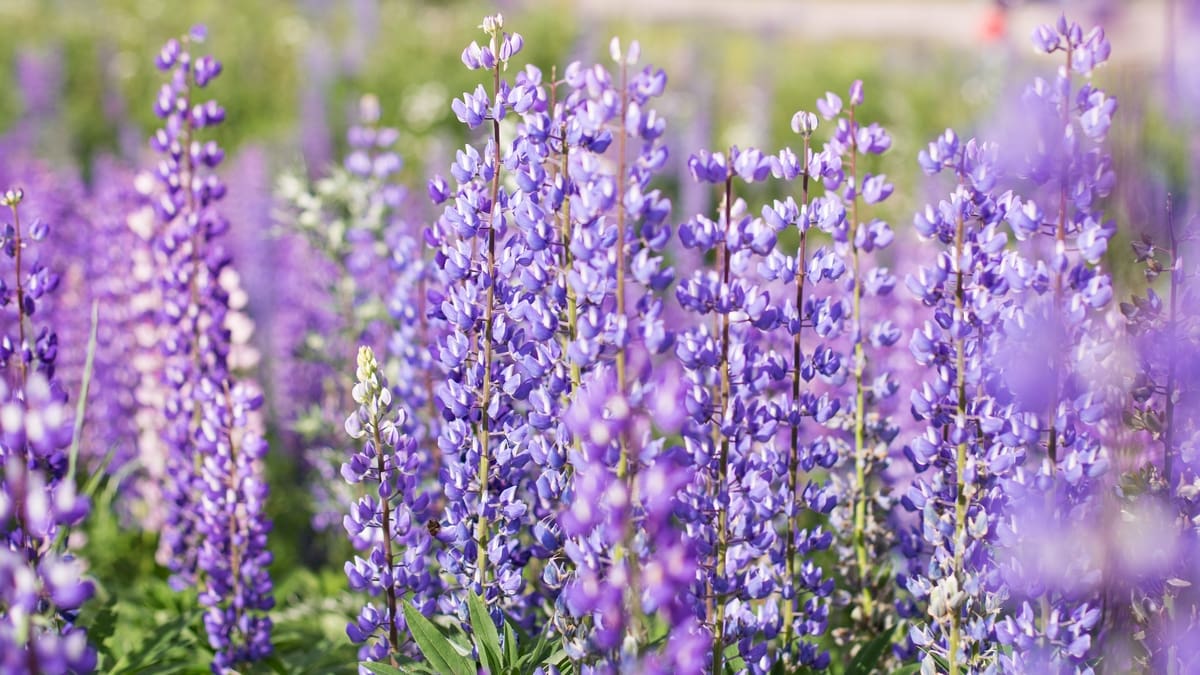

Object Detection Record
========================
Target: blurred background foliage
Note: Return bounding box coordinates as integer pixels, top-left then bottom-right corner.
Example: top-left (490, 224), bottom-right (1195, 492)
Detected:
top-left (0, 1), bottom-right (1181, 265)
top-left (0, 1), bottom-right (1014, 188)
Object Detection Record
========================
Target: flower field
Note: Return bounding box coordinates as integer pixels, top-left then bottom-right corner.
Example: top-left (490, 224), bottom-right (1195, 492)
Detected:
top-left (0, 2), bottom-right (1198, 673)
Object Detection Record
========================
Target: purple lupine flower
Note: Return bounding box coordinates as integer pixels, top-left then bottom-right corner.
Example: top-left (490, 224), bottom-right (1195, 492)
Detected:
top-left (75, 158), bottom-right (152, 489)
top-left (547, 35), bottom-right (690, 665)
top-left (902, 130), bottom-right (1025, 672)
top-left (559, 366), bottom-right (708, 672)
top-left (761, 112), bottom-right (839, 670)
top-left (144, 27), bottom-right (273, 671)
top-left (1111, 198), bottom-right (1200, 671)
top-left (983, 16), bottom-right (1117, 669)
top-left (430, 13), bottom-right (542, 623)
top-left (799, 82), bottom-right (902, 647)
top-left (196, 381), bottom-right (274, 670)
top-left (343, 346), bottom-right (435, 668)
top-left (0, 187), bottom-right (96, 673)
top-left (675, 139), bottom-right (825, 673)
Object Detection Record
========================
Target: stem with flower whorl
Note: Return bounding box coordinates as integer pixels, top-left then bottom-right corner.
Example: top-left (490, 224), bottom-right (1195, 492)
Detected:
top-left (1039, 41), bottom-right (1074, 641)
top-left (710, 170), bottom-right (734, 675)
top-left (7, 197), bottom-right (28, 390)
top-left (551, 72), bottom-right (582, 403)
top-left (948, 200), bottom-right (969, 675)
top-left (1163, 194), bottom-right (1178, 486)
top-left (613, 56), bottom-right (631, 482)
top-left (373, 416), bottom-right (401, 656)
top-left (1, 188), bottom-right (31, 563)
top-left (1046, 44), bottom-right (1073, 475)
top-left (474, 58), bottom-right (502, 590)
top-left (846, 103), bottom-right (875, 621)
top-left (221, 383), bottom-right (245, 638)
top-left (783, 130), bottom-right (812, 659)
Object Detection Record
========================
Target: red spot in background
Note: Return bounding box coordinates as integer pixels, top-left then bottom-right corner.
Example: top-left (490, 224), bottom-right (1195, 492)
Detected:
top-left (980, 6), bottom-right (1008, 43)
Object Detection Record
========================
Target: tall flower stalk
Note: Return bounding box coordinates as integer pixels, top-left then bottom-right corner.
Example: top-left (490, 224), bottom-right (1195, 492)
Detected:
top-left (0, 187), bottom-right (96, 674)
top-left (431, 13), bottom-right (530, 609)
top-left (147, 27), bottom-right (274, 671)
top-left (988, 17), bottom-right (1116, 671)
top-left (1118, 198), bottom-right (1200, 670)
top-left (764, 111), bottom-right (838, 669)
top-left (808, 83), bottom-right (900, 637)
top-left (904, 131), bottom-right (1023, 673)
top-left (678, 145), bottom-right (787, 672)
top-left (274, 94), bottom-right (414, 535)
top-left (343, 346), bottom-right (435, 667)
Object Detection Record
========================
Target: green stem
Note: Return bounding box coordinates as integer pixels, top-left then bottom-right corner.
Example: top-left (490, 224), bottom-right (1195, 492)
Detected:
top-left (474, 60), bottom-right (503, 589)
top-left (783, 135), bottom-right (811, 660)
top-left (847, 105), bottom-right (874, 620)
top-left (1042, 44), bottom-right (1072, 638)
top-left (1163, 194), bottom-right (1178, 485)
top-left (9, 200), bottom-right (27, 390)
top-left (948, 206), bottom-right (969, 675)
top-left (614, 58), bottom-right (631, 481)
top-left (374, 410), bottom-right (401, 656)
top-left (711, 172), bottom-right (733, 675)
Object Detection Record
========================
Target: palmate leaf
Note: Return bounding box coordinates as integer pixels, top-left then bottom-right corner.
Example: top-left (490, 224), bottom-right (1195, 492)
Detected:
top-left (845, 627), bottom-right (896, 675)
top-left (363, 663), bottom-right (435, 675)
top-left (467, 590), bottom-right (504, 674)
top-left (504, 618), bottom-right (519, 666)
top-left (723, 641), bottom-right (747, 674)
top-left (66, 300), bottom-right (99, 487)
top-left (105, 608), bottom-right (205, 674)
top-left (401, 601), bottom-right (476, 675)
top-left (517, 628), bottom-right (566, 671)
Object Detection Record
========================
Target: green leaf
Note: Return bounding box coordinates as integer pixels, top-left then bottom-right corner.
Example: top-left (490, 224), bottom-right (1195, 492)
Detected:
top-left (402, 601), bottom-right (476, 675)
top-left (467, 591), bottom-right (503, 673)
top-left (52, 300), bottom-right (101, 552)
top-left (845, 627), bottom-right (895, 675)
top-left (503, 618), bottom-right (519, 667)
top-left (722, 640), bottom-right (746, 674)
top-left (262, 655), bottom-right (292, 675)
top-left (80, 600), bottom-right (117, 650)
top-left (517, 630), bottom-right (552, 669)
top-left (542, 646), bottom-right (569, 666)
top-left (361, 663), bottom-right (406, 675)
top-left (66, 300), bottom-right (99, 487)
top-left (892, 665), bottom-right (922, 675)
top-left (110, 609), bottom-right (203, 672)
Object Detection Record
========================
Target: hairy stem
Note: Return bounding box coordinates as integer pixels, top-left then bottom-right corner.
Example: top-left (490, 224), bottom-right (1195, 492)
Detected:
top-left (474, 61), bottom-right (502, 589)
top-left (1042, 44), bottom-right (1072, 637)
top-left (9, 201), bottom-right (27, 389)
top-left (372, 411), bottom-right (401, 655)
top-left (712, 172), bottom-right (734, 675)
top-left (783, 134), bottom-right (811, 658)
top-left (1164, 194), bottom-right (1178, 486)
top-left (948, 206), bottom-right (969, 675)
top-left (221, 382), bottom-right (246, 652)
top-left (847, 105), bottom-right (874, 619)
top-left (614, 58), bottom-right (631, 480)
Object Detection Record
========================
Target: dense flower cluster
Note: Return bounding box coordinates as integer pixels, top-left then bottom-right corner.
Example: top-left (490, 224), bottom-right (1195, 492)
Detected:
top-left (988, 19), bottom-right (1117, 673)
top-left (4, 8), bottom-right (1200, 675)
top-left (0, 188), bottom-right (95, 674)
top-left (800, 83), bottom-right (903, 650)
top-left (343, 346), bottom-right (437, 665)
top-left (146, 26), bottom-right (273, 672)
top-left (904, 130), bottom-right (1022, 672)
